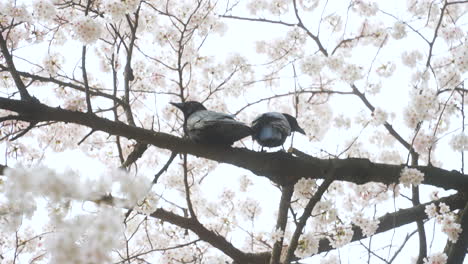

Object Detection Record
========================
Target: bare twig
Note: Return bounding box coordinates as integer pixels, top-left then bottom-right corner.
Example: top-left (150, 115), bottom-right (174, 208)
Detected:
top-left (77, 129), bottom-right (96, 145)
top-left (152, 151), bottom-right (177, 184)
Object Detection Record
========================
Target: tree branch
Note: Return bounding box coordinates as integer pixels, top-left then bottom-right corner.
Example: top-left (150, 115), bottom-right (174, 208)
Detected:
top-left (81, 46), bottom-right (93, 113)
top-left (0, 98), bottom-right (467, 191)
top-left (270, 185), bottom-right (294, 264)
top-left (0, 64), bottom-right (128, 108)
top-left (151, 208), bottom-right (270, 264)
top-left (302, 193), bottom-right (466, 258)
top-left (284, 175), bottom-right (334, 263)
top-left (0, 33), bottom-right (32, 100)
top-left (351, 84), bottom-right (419, 160)
top-left (120, 142), bottom-right (149, 169)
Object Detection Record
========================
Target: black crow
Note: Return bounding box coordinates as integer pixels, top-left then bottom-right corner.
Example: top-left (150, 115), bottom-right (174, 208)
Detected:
top-left (171, 101), bottom-right (252, 146)
top-left (251, 112), bottom-right (305, 150)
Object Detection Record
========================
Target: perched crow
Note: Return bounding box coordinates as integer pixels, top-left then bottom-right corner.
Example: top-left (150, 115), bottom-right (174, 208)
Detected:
top-left (171, 101), bottom-right (252, 146)
top-left (251, 112), bottom-right (305, 150)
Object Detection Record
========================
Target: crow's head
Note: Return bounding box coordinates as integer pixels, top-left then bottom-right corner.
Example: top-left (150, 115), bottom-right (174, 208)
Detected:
top-left (282, 113), bottom-right (306, 135)
top-left (171, 101), bottom-right (207, 119)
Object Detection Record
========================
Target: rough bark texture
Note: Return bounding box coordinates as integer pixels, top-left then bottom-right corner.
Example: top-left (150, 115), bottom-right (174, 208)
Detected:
top-left (1, 98), bottom-right (467, 192)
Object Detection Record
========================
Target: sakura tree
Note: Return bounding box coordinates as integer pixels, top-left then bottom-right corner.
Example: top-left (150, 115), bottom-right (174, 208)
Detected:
top-left (0, 0), bottom-right (467, 263)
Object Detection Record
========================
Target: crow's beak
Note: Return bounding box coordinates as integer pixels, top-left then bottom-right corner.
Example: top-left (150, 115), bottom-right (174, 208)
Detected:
top-left (170, 102), bottom-right (184, 109)
top-left (296, 126), bottom-right (306, 135)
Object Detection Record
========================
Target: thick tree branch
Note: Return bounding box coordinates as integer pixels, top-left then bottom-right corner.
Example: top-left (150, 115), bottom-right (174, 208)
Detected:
top-left (151, 208), bottom-right (269, 264)
top-left (313, 193), bottom-right (466, 255)
top-left (0, 98), bottom-right (467, 191)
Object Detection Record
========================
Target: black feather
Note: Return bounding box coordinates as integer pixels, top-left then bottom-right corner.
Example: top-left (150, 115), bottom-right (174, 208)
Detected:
top-left (171, 101), bottom-right (252, 146)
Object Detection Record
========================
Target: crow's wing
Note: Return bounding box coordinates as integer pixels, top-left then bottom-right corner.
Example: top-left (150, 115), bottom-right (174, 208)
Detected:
top-left (187, 110), bottom-right (252, 145)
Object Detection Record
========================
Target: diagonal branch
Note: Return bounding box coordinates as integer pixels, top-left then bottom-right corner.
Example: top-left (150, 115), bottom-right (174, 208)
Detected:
top-left (151, 208), bottom-right (270, 263)
top-left (351, 84), bottom-right (419, 160)
top-left (292, 0), bottom-right (328, 56)
top-left (0, 33), bottom-right (32, 100)
top-left (313, 193), bottom-right (466, 255)
top-left (284, 175), bottom-right (334, 263)
top-left (120, 142), bottom-right (149, 169)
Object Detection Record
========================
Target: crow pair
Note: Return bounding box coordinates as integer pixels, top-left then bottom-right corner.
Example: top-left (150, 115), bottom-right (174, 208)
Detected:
top-left (171, 101), bottom-right (305, 150)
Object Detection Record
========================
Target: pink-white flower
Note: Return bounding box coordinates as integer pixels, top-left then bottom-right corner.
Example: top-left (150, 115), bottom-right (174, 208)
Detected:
top-left (399, 167), bottom-right (424, 187)
top-left (425, 203), bottom-right (438, 218)
top-left (73, 16), bottom-right (103, 44)
top-left (295, 232), bottom-right (319, 257)
top-left (423, 253), bottom-right (447, 264)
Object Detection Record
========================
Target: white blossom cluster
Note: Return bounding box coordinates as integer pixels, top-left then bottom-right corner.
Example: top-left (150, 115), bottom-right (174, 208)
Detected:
top-left (425, 202), bottom-right (462, 243)
top-left (312, 200), bottom-right (337, 226)
top-left (294, 177), bottom-right (317, 199)
top-left (440, 26), bottom-right (464, 43)
top-left (239, 197), bottom-right (262, 220)
top-left (423, 252), bottom-right (448, 264)
top-left (72, 16), bottom-right (103, 44)
top-left (0, 165), bottom-right (160, 262)
top-left (328, 225), bottom-right (353, 248)
top-left (1, 165), bottom-right (153, 227)
top-left (103, 0), bottom-right (139, 20)
top-left (413, 131), bottom-right (436, 154)
top-left (42, 52), bottom-right (64, 75)
top-left (399, 167), bottom-right (424, 187)
top-left (294, 231), bottom-right (319, 257)
top-left (376, 62), bottom-right (396, 78)
top-left (270, 227), bottom-right (285, 242)
top-left (297, 103), bottom-right (333, 141)
top-left (453, 42), bottom-right (468, 73)
top-left (352, 212), bottom-right (379, 237)
top-left (391, 21), bottom-right (407, 39)
top-left (449, 133), bottom-right (468, 151)
top-left (351, 0), bottom-right (378, 16)
top-left (371, 107), bottom-right (388, 126)
top-left (47, 208), bottom-right (124, 264)
top-left (4, 166), bottom-right (89, 203)
top-left (135, 190), bottom-right (159, 215)
top-left (0, 1), bottom-right (32, 23)
top-left (247, 0), bottom-right (289, 15)
top-left (403, 87), bottom-right (439, 128)
top-left (32, 0), bottom-right (56, 22)
top-left (401, 50), bottom-right (423, 67)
